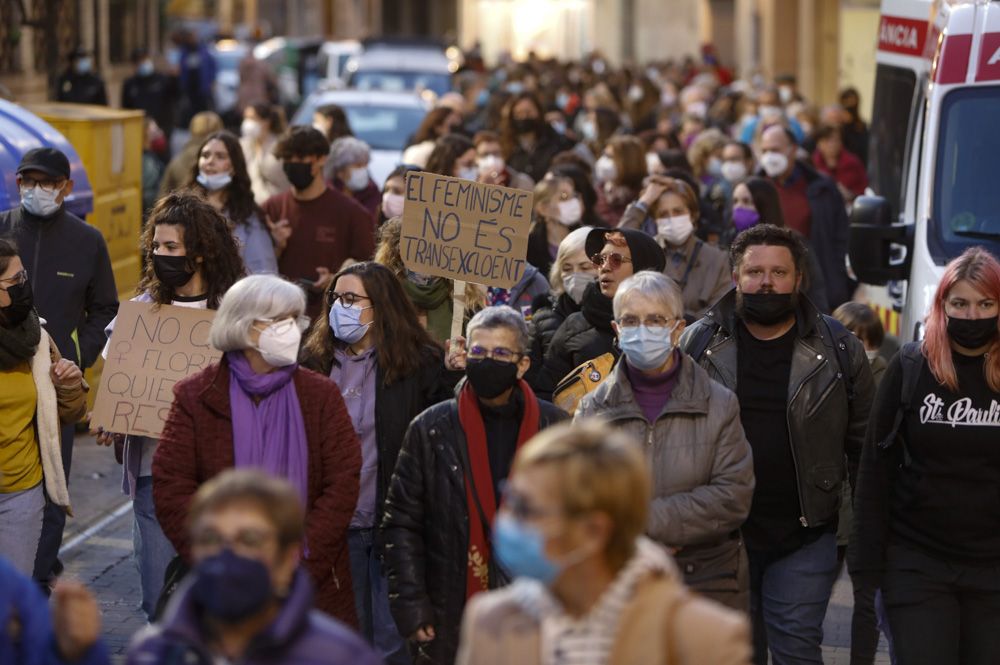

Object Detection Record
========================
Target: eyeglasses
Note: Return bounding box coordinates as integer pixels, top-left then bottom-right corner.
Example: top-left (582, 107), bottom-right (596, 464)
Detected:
top-left (327, 291), bottom-right (372, 309)
top-left (191, 527), bottom-right (277, 557)
top-left (500, 487), bottom-right (557, 522)
top-left (467, 345), bottom-right (522, 364)
top-left (19, 176), bottom-right (65, 193)
top-left (0, 269), bottom-right (27, 290)
top-left (616, 314), bottom-right (679, 329)
top-left (591, 252), bottom-right (633, 270)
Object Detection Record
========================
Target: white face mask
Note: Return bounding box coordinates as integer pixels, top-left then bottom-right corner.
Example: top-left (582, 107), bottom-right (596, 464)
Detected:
top-left (477, 154), bottom-right (505, 176)
top-left (458, 166), bottom-right (479, 182)
top-left (557, 198), bottom-right (583, 226)
top-left (20, 185), bottom-right (62, 217)
top-left (594, 155), bottom-right (617, 183)
top-left (346, 167), bottom-right (369, 192)
top-left (254, 319), bottom-right (302, 368)
top-left (656, 214), bottom-right (694, 246)
top-left (721, 161), bottom-right (748, 183)
top-left (562, 272), bottom-right (595, 305)
top-left (707, 157), bottom-right (724, 177)
top-left (865, 349), bottom-right (880, 362)
top-left (382, 192), bottom-right (405, 218)
top-left (196, 171), bottom-right (232, 191)
top-left (241, 119), bottom-right (262, 140)
top-left (760, 151), bottom-right (790, 178)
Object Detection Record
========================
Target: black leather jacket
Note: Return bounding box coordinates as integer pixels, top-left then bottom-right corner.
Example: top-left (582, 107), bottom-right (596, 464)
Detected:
top-left (679, 289), bottom-right (873, 529)
top-left (381, 391), bottom-right (566, 665)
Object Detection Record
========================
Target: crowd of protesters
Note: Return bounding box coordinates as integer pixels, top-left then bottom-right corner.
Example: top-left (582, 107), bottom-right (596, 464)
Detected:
top-left (1, 43), bottom-right (999, 665)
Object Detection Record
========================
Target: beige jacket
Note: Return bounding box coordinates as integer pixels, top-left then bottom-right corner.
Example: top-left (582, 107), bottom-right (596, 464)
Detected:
top-left (30, 328), bottom-right (87, 513)
top-left (456, 539), bottom-right (751, 665)
top-left (618, 204), bottom-right (732, 320)
top-left (242, 135), bottom-right (290, 206)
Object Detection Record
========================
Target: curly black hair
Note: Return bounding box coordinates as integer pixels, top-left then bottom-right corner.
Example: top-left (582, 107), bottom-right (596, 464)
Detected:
top-left (187, 130), bottom-right (261, 228)
top-left (138, 192), bottom-right (246, 309)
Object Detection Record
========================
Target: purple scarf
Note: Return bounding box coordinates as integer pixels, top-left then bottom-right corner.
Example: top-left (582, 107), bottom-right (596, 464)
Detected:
top-left (227, 351), bottom-right (309, 505)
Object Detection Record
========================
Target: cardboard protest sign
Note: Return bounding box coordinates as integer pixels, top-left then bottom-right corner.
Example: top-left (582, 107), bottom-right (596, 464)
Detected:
top-left (91, 301), bottom-right (221, 438)
top-left (400, 172), bottom-right (533, 289)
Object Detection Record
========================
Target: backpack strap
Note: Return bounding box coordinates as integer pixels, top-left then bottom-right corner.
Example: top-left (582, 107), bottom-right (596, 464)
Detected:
top-left (685, 320), bottom-right (720, 364)
top-left (879, 341), bottom-right (923, 467)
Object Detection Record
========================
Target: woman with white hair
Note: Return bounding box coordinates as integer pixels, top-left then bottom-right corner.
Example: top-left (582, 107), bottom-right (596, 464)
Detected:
top-left (153, 274), bottom-right (362, 626)
top-left (575, 271), bottom-right (755, 611)
top-left (527, 225), bottom-right (595, 377)
top-left (325, 136), bottom-right (379, 219)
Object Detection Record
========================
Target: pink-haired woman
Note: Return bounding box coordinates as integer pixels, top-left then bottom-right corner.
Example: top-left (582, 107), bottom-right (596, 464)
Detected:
top-left (850, 246), bottom-right (1000, 665)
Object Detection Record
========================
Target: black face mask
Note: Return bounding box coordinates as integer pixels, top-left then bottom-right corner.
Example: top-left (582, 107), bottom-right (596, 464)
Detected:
top-left (191, 549), bottom-right (273, 623)
top-left (738, 292), bottom-right (797, 326)
top-left (282, 161), bottom-right (315, 190)
top-left (466, 358), bottom-right (520, 399)
top-left (947, 315), bottom-right (999, 349)
top-left (511, 117), bottom-right (539, 135)
top-left (152, 254), bottom-right (195, 289)
top-left (1, 280), bottom-right (33, 327)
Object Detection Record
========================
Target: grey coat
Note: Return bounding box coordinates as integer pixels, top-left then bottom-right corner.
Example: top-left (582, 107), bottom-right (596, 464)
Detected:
top-left (574, 352), bottom-right (755, 609)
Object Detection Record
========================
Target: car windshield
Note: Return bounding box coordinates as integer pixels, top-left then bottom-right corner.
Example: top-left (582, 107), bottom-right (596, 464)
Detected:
top-left (299, 100), bottom-right (427, 151)
top-left (350, 70), bottom-right (451, 96)
top-left (930, 86), bottom-right (1000, 264)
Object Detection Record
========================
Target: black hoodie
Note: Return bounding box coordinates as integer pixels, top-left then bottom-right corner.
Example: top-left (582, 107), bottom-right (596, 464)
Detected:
top-left (0, 206), bottom-right (118, 368)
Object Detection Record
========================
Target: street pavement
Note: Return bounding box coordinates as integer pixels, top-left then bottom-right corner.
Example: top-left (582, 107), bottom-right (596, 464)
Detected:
top-left (62, 433), bottom-right (891, 663)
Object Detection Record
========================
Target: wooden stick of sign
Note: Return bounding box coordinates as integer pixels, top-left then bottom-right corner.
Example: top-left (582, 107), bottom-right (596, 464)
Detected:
top-left (451, 280), bottom-right (467, 340)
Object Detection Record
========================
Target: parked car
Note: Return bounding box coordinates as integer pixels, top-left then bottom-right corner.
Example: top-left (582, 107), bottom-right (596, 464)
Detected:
top-left (254, 37), bottom-right (326, 108)
top-left (345, 38), bottom-right (455, 98)
top-left (291, 89), bottom-right (430, 187)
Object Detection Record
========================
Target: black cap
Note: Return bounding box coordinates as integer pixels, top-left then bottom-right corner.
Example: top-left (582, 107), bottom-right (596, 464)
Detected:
top-left (17, 147), bottom-right (71, 180)
top-left (585, 227), bottom-right (666, 274)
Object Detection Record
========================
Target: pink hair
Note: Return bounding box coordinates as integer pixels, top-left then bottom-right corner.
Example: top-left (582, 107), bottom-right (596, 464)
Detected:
top-left (922, 246), bottom-right (1000, 391)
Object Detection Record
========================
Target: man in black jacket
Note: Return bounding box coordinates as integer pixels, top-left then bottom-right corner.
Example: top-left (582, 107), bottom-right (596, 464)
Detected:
top-left (382, 306), bottom-right (566, 665)
top-left (679, 224), bottom-right (872, 665)
top-left (0, 147), bottom-right (119, 588)
top-left (758, 125), bottom-right (852, 310)
top-left (121, 48), bottom-right (178, 141)
top-left (55, 47), bottom-right (108, 105)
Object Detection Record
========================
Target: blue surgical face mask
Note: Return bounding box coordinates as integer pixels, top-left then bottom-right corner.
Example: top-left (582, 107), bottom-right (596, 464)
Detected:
top-left (492, 513), bottom-right (560, 584)
top-left (618, 322), bottom-right (679, 372)
top-left (329, 300), bottom-right (372, 344)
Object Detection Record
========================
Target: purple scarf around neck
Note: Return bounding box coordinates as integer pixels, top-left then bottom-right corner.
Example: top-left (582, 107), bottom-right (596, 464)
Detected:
top-left (226, 351), bottom-right (309, 505)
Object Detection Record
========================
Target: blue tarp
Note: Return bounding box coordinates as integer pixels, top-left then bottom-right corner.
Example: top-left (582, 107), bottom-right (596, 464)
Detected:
top-left (0, 99), bottom-right (93, 218)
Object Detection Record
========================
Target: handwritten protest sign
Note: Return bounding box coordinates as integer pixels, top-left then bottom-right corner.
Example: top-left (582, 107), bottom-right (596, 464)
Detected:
top-left (400, 172), bottom-right (533, 290)
top-left (91, 301), bottom-right (221, 438)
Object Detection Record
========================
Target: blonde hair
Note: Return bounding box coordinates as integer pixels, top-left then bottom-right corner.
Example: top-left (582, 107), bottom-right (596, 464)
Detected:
top-left (513, 422), bottom-right (651, 571)
top-left (189, 111), bottom-right (223, 138)
top-left (549, 226), bottom-right (593, 295)
top-left (686, 127), bottom-right (727, 180)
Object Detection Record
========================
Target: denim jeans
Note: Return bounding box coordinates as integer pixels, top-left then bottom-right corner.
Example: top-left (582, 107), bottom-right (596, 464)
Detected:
top-left (748, 531), bottom-right (839, 665)
top-left (348, 528), bottom-right (410, 665)
top-left (133, 476), bottom-right (176, 621)
top-left (0, 483), bottom-right (45, 576)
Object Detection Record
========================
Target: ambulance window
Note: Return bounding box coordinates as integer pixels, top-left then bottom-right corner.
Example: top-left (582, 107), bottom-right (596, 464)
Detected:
top-left (868, 65), bottom-right (916, 212)
top-left (930, 86), bottom-right (1000, 264)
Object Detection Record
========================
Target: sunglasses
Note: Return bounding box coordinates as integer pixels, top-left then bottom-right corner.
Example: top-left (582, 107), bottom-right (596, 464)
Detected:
top-left (591, 252), bottom-right (633, 270)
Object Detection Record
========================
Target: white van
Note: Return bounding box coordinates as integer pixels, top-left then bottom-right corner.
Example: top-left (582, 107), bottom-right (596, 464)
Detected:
top-left (849, 0), bottom-right (1000, 342)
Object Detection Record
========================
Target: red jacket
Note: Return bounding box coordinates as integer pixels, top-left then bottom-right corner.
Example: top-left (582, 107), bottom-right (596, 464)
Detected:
top-left (811, 148), bottom-right (869, 198)
top-left (153, 357), bottom-right (361, 626)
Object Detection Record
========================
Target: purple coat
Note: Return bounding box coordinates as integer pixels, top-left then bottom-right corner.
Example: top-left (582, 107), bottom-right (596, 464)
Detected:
top-left (125, 569), bottom-right (379, 665)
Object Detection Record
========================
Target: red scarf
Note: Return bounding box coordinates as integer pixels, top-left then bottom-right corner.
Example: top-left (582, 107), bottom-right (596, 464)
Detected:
top-left (458, 379), bottom-right (540, 599)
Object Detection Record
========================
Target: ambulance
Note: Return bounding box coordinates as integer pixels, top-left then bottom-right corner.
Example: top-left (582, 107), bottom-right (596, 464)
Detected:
top-left (849, 0), bottom-right (1000, 342)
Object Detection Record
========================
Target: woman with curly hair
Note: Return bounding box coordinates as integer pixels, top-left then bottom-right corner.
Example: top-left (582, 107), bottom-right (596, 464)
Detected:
top-left (188, 130), bottom-right (278, 274)
top-left (96, 191), bottom-right (245, 620)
